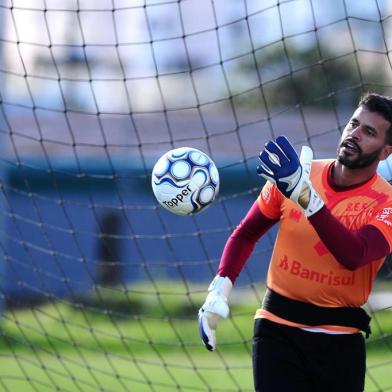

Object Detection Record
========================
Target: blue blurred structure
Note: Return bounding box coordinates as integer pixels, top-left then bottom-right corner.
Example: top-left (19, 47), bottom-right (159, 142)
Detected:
top-left (4, 152), bottom-right (391, 303)
top-left (2, 160), bottom-right (276, 302)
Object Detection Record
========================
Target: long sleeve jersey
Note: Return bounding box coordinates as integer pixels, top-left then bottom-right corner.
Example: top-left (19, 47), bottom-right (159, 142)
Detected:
top-left (218, 160), bottom-right (392, 332)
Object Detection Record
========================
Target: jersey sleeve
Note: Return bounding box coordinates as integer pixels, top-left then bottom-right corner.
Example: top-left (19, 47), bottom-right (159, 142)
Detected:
top-left (369, 204), bottom-right (392, 251)
top-left (216, 201), bottom-right (278, 283)
top-left (308, 206), bottom-right (390, 270)
top-left (257, 180), bottom-right (283, 220)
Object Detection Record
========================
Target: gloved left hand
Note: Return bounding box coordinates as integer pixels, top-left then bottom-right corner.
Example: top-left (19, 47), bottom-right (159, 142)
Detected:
top-left (198, 276), bottom-right (232, 351)
top-left (256, 135), bottom-right (324, 217)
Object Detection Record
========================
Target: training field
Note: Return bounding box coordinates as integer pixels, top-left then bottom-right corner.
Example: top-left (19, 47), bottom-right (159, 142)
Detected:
top-left (0, 283), bottom-right (391, 392)
top-left (1, 1), bottom-right (392, 391)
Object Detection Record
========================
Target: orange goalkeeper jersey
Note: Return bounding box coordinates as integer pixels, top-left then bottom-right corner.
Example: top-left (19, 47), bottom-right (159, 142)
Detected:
top-left (256, 159), bottom-right (392, 331)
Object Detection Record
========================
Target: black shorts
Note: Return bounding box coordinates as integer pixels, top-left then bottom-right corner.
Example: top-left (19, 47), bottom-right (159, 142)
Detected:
top-left (252, 318), bottom-right (366, 392)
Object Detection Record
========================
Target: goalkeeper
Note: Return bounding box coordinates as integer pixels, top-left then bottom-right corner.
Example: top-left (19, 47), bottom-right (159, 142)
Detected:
top-left (198, 93), bottom-right (392, 392)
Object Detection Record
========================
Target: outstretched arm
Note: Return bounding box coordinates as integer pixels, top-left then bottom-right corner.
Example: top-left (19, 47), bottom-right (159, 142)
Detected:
top-left (198, 200), bottom-right (277, 351)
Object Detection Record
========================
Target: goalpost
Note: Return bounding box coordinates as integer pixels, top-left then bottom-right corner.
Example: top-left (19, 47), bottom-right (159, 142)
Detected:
top-left (0, 1), bottom-right (391, 391)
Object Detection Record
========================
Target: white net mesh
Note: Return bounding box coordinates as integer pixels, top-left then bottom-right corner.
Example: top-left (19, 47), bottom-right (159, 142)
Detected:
top-left (0, 1), bottom-right (391, 391)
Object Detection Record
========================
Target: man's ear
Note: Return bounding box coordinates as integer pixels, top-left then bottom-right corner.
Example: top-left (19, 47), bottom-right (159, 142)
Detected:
top-left (380, 144), bottom-right (392, 161)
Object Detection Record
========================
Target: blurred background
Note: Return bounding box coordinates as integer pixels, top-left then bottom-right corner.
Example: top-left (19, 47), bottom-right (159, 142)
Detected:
top-left (0, 1), bottom-right (391, 391)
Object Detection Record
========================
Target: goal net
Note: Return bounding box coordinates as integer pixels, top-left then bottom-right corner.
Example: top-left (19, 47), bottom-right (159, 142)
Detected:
top-left (0, 1), bottom-right (391, 391)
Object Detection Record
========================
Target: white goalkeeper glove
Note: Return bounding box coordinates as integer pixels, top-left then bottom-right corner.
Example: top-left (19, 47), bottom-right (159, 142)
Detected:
top-left (198, 276), bottom-right (232, 351)
top-left (256, 135), bottom-right (324, 217)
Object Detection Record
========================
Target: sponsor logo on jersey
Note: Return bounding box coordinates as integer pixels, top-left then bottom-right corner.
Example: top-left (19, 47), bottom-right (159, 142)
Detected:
top-left (278, 255), bottom-right (355, 286)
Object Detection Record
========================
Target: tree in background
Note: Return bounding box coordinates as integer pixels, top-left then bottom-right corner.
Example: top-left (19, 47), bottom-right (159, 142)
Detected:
top-left (235, 41), bottom-right (388, 110)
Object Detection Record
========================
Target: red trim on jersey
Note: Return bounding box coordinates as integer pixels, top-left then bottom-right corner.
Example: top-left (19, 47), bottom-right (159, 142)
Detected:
top-left (308, 206), bottom-right (390, 270)
top-left (217, 201), bottom-right (278, 283)
top-left (326, 161), bottom-right (376, 192)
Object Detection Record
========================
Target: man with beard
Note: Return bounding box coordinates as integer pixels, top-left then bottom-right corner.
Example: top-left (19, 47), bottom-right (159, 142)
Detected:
top-left (198, 93), bottom-right (392, 391)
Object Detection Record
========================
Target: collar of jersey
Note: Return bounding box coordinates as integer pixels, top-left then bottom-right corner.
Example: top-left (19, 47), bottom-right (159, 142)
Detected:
top-left (322, 160), bottom-right (378, 194)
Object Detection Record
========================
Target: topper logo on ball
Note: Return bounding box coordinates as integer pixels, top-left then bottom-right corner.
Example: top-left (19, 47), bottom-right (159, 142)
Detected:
top-left (163, 185), bottom-right (193, 209)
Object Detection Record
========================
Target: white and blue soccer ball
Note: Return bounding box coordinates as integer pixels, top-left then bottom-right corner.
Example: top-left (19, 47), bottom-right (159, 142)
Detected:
top-left (151, 147), bottom-right (220, 216)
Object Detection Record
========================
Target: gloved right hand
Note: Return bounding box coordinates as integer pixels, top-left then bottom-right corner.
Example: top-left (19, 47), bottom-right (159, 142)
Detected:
top-left (256, 135), bottom-right (324, 217)
top-left (198, 276), bottom-right (232, 351)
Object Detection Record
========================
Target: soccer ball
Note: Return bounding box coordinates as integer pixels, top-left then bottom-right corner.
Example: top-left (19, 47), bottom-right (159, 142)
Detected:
top-left (151, 147), bottom-right (220, 216)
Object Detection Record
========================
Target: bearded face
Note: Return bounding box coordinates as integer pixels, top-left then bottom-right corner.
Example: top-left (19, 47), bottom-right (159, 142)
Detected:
top-left (337, 138), bottom-right (384, 169)
top-left (337, 106), bottom-right (391, 170)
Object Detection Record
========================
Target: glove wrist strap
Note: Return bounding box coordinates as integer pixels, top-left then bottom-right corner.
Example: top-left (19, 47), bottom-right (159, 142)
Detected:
top-left (208, 276), bottom-right (233, 299)
top-left (301, 183), bottom-right (324, 217)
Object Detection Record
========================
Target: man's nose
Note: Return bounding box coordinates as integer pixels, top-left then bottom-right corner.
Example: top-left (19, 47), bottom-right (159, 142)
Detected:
top-left (350, 125), bottom-right (362, 139)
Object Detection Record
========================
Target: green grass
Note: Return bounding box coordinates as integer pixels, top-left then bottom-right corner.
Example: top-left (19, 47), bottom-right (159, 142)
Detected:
top-left (0, 352), bottom-right (254, 392)
top-left (0, 352), bottom-right (390, 392)
top-left (0, 282), bottom-right (391, 391)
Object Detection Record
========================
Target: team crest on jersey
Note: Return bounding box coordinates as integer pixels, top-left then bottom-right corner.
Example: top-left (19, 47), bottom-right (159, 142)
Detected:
top-left (376, 207), bottom-right (392, 227)
top-left (289, 208), bottom-right (302, 222)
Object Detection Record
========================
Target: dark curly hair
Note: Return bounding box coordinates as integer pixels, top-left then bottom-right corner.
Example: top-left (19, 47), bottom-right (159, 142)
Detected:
top-left (359, 93), bottom-right (392, 145)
